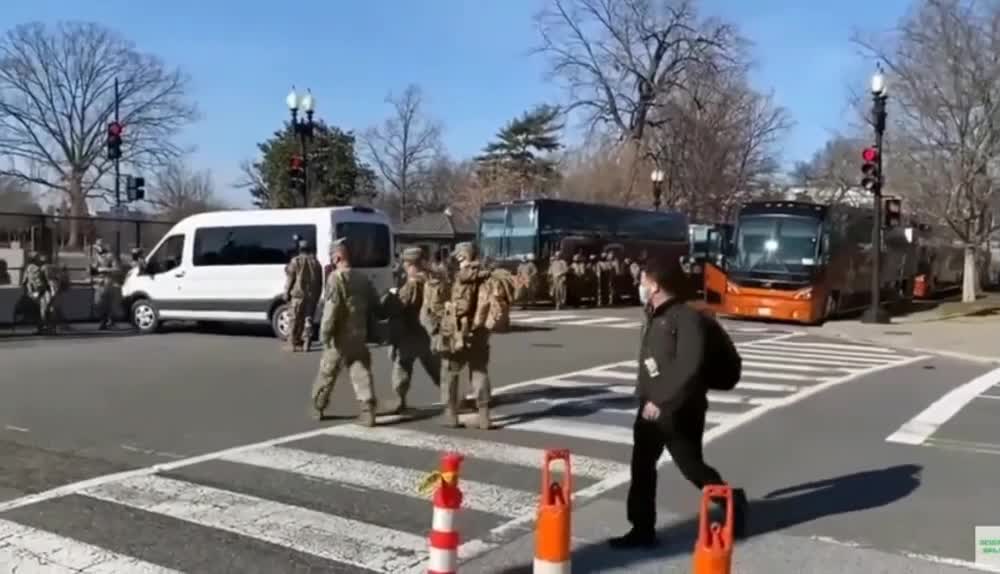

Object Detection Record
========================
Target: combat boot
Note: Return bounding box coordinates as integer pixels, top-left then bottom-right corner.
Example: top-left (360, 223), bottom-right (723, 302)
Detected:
top-left (440, 407), bottom-right (460, 428)
top-left (359, 403), bottom-right (376, 427)
top-left (386, 397), bottom-right (408, 415)
top-left (477, 406), bottom-right (491, 430)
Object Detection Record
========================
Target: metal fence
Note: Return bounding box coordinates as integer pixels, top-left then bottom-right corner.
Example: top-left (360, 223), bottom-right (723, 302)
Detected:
top-left (0, 211), bottom-right (176, 286)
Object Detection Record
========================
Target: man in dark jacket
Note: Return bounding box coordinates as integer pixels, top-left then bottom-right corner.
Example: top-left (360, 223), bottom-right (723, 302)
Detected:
top-left (609, 257), bottom-right (742, 549)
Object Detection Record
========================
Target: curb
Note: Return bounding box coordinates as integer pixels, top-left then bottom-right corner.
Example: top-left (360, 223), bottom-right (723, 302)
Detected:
top-left (823, 329), bottom-right (1000, 365)
top-left (895, 304), bottom-right (1000, 324)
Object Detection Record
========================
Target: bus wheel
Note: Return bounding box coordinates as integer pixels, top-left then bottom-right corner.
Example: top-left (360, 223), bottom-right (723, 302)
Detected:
top-left (822, 294), bottom-right (839, 324)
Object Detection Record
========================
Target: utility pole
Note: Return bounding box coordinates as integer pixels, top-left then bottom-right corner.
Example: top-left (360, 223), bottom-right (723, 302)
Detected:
top-left (113, 78), bottom-right (121, 257)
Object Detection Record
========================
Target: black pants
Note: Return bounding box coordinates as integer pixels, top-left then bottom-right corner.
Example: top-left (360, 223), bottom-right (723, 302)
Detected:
top-left (626, 402), bottom-right (724, 533)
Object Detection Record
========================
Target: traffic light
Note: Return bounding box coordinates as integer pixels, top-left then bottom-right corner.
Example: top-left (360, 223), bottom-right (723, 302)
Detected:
top-left (125, 175), bottom-right (145, 202)
top-left (861, 146), bottom-right (881, 192)
top-left (883, 197), bottom-right (902, 228)
top-left (107, 122), bottom-right (123, 160)
top-left (288, 155), bottom-right (305, 187)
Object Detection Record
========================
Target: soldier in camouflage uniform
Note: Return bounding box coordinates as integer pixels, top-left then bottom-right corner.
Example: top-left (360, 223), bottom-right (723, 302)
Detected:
top-left (384, 247), bottom-right (441, 413)
top-left (515, 254), bottom-right (538, 309)
top-left (605, 250), bottom-right (622, 305)
top-left (547, 251), bottom-right (569, 310)
top-left (311, 239), bottom-right (383, 426)
top-left (284, 239), bottom-right (324, 352)
top-left (90, 239), bottom-right (121, 330)
top-left (19, 251), bottom-right (51, 333)
top-left (424, 242), bottom-right (494, 429)
top-left (588, 254), bottom-right (601, 306)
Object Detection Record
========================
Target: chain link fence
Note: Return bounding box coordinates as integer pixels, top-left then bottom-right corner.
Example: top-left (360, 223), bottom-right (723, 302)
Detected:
top-left (0, 211), bottom-right (176, 286)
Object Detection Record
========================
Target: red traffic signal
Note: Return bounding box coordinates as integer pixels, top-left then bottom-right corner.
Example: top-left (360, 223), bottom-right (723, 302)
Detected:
top-left (289, 156), bottom-right (304, 169)
top-left (862, 147), bottom-right (878, 163)
top-left (108, 122), bottom-right (123, 137)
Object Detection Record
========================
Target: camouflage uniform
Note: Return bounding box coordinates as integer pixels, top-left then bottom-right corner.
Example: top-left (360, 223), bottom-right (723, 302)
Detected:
top-left (19, 252), bottom-right (51, 333)
top-left (90, 239), bottom-right (121, 329)
top-left (41, 258), bottom-right (68, 332)
top-left (547, 252), bottom-right (569, 310)
top-left (311, 246), bottom-right (383, 426)
top-left (425, 242), bottom-right (493, 429)
top-left (605, 251), bottom-right (622, 305)
top-left (515, 255), bottom-right (538, 308)
top-left (385, 247), bottom-right (441, 412)
top-left (588, 254), bottom-right (601, 305)
top-left (569, 253), bottom-right (587, 304)
top-left (284, 240), bottom-right (324, 351)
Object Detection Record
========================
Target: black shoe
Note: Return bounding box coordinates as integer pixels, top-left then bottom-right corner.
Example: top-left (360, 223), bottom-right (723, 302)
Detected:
top-left (608, 529), bottom-right (658, 549)
top-left (732, 488), bottom-right (749, 539)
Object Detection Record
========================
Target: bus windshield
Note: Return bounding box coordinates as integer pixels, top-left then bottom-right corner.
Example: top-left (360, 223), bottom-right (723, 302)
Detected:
top-left (732, 215), bottom-right (821, 274)
top-left (479, 206), bottom-right (506, 259)
top-left (477, 204), bottom-right (537, 259)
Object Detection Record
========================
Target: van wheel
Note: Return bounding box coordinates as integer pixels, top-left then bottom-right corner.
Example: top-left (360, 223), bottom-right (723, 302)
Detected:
top-left (131, 299), bottom-right (160, 334)
top-left (271, 303), bottom-right (290, 341)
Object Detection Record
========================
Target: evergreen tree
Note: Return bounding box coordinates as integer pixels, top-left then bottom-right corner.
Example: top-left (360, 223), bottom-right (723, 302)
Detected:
top-left (244, 122), bottom-right (377, 209)
top-left (477, 105), bottom-right (563, 199)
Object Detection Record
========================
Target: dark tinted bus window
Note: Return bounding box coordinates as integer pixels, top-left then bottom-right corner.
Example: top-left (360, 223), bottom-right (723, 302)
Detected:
top-left (335, 222), bottom-right (391, 267)
top-left (193, 225), bottom-right (316, 266)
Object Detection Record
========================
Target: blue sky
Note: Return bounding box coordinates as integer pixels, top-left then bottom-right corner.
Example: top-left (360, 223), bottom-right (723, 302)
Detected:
top-left (2, 0), bottom-right (912, 207)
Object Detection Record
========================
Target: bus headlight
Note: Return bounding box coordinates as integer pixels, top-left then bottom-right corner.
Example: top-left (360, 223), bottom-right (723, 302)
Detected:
top-left (793, 287), bottom-right (813, 300)
top-left (726, 281), bottom-right (740, 294)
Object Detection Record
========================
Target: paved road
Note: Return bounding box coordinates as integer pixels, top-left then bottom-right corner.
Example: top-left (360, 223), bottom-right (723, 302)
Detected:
top-left (2, 305), bottom-right (965, 573)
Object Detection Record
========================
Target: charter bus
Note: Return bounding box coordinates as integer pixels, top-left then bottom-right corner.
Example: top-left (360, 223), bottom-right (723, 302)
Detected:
top-left (477, 198), bottom-right (689, 304)
top-left (687, 222), bottom-right (733, 290)
top-left (907, 224), bottom-right (964, 299)
top-left (703, 200), bottom-right (914, 324)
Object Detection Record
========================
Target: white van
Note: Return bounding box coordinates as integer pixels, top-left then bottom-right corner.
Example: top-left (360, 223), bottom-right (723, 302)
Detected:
top-left (122, 206), bottom-right (394, 339)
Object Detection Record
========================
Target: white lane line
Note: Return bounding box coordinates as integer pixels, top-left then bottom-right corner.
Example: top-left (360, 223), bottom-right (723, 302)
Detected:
top-left (220, 445), bottom-right (535, 518)
top-left (741, 370), bottom-right (819, 382)
top-left (977, 394), bottom-right (1000, 400)
top-left (81, 475), bottom-right (427, 574)
top-left (321, 424), bottom-right (628, 479)
top-left (742, 347), bottom-right (895, 364)
top-left (608, 321), bottom-right (643, 329)
top-left (559, 317), bottom-right (630, 326)
top-left (577, 369), bottom-right (635, 380)
top-left (738, 352), bottom-right (869, 368)
top-left (749, 343), bottom-right (906, 361)
top-left (3, 425), bottom-right (29, 433)
top-left (738, 382), bottom-right (800, 392)
top-left (886, 365), bottom-right (1000, 445)
top-left (503, 418), bottom-right (634, 444)
top-left (0, 518), bottom-right (183, 573)
top-left (741, 360), bottom-right (848, 373)
top-left (765, 340), bottom-right (900, 354)
top-left (513, 314), bottom-right (581, 323)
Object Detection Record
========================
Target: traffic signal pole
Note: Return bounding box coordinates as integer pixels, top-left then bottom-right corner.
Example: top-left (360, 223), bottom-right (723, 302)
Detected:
top-left (862, 92), bottom-right (890, 324)
top-left (113, 77), bottom-right (122, 258)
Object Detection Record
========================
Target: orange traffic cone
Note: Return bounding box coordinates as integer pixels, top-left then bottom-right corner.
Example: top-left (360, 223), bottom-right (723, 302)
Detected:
top-left (419, 452), bottom-right (465, 574)
top-left (692, 484), bottom-right (734, 574)
top-left (534, 449), bottom-right (572, 574)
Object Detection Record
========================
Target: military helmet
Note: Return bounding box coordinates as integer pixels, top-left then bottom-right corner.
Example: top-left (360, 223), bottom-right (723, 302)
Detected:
top-left (401, 247), bottom-right (424, 263)
top-left (297, 239), bottom-right (311, 251)
top-left (588, 254), bottom-right (597, 260)
top-left (454, 242), bottom-right (478, 262)
top-left (572, 253), bottom-right (583, 262)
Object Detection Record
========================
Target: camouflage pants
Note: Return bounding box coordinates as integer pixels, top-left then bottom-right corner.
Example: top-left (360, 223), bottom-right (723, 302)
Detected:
top-left (289, 296), bottom-right (317, 346)
top-left (312, 343), bottom-right (376, 411)
top-left (28, 292), bottom-right (52, 330)
top-left (441, 331), bottom-right (491, 410)
top-left (94, 284), bottom-right (120, 325)
top-left (388, 334), bottom-right (441, 400)
top-left (550, 277), bottom-right (567, 308)
top-left (595, 273), bottom-right (605, 306)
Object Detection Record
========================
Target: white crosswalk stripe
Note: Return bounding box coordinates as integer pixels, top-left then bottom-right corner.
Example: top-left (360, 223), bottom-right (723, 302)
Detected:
top-left (508, 310), bottom-right (802, 334)
top-left (0, 332), bottom-right (924, 573)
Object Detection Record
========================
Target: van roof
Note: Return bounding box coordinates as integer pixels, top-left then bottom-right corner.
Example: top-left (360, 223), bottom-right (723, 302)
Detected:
top-left (174, 206), bottom-right (389, 227)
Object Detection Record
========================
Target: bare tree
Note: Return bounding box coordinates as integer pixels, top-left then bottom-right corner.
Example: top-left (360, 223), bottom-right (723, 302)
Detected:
top-left (363, 84), bottom-right (442, 221)
top-left (855, 0), bottom-right (1000, 302)
top-left (0, 22), bottom-right (197, 247)
top-left (148, 161), bottom-right (223, 221)
top-left (791, 134), bottom-right (869, 205)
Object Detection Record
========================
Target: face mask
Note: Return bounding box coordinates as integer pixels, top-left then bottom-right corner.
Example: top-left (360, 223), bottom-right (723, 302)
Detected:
top-left (638, 284), bottom-right (651, 305)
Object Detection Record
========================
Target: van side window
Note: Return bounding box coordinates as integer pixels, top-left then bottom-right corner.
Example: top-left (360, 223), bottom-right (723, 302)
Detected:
top-left (149, 235), bottom-right (185, 273)
top-left (334, 222), bottom-right (391, 267)
top-left (193, 225), bottom-right (317, 266)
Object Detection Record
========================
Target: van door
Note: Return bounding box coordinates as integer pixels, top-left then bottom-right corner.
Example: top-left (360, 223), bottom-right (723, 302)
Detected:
top-left (138, 234), bottom-right (190, 319)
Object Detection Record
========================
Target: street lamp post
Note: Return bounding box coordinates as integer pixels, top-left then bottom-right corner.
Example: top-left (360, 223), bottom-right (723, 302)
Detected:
top-left (650, 168), bottom-right (665, 211)
top-left (286, 87), bottom-right (316, 207)
top-left (862, 68), bottom-right (891, 324)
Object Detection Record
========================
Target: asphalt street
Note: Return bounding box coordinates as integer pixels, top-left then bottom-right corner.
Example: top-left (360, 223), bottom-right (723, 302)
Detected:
top-left (0, 306), bottom-right (996, 573)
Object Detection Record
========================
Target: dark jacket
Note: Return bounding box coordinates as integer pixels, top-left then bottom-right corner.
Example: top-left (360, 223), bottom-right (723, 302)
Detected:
top-left (636, 298), bottom-right (708, 413)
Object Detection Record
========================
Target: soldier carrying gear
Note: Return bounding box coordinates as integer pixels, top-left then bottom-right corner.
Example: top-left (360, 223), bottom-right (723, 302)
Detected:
top-left (384, 246), bottom-right (441, 414)
top-left (311, 239), bottom-right (384, 426)
top-left (19, 251), bottom-right (51, 333)
top-left (547, 251), bottom-right (569, 310)
top-left (605, 250), bottom-right (622, 306)
top-left (424, 241), bottom-right (495, 429)
top-left (90, 238), bottom-right (121, 330)
top-left (515, 254), bottom-right (538, 309)
top-left (284, 239), bottom-right (324, 352)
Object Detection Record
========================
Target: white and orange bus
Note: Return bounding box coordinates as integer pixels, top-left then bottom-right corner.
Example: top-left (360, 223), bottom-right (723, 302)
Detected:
top-left (703, 200), bottom-right (914, 324)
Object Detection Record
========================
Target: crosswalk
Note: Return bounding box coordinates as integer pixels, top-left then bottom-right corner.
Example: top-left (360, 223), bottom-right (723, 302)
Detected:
top-left (0, 335), bottom-right (926, 573)
top-left (509, 310), bottom-right (794, 333)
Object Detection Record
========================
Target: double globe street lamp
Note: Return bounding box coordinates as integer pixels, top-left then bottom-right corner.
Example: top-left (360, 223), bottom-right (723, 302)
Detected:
top-left (862, 67), bottom-right (891, 324)
top-left (286, 87), bottom-right (316, 207)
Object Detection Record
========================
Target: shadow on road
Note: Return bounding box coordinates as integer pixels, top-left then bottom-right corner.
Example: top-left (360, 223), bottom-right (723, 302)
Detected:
top-left (489, 464), bottom-right (923, 574)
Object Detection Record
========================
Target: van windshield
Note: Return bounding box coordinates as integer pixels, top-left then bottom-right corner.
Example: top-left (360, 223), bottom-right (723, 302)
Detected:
top-left (334, 222), bottom-right (391, 268)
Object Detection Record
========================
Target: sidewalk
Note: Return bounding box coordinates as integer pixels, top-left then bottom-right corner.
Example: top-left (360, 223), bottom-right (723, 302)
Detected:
top-left (460, 498), bottom-right (989, 573)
